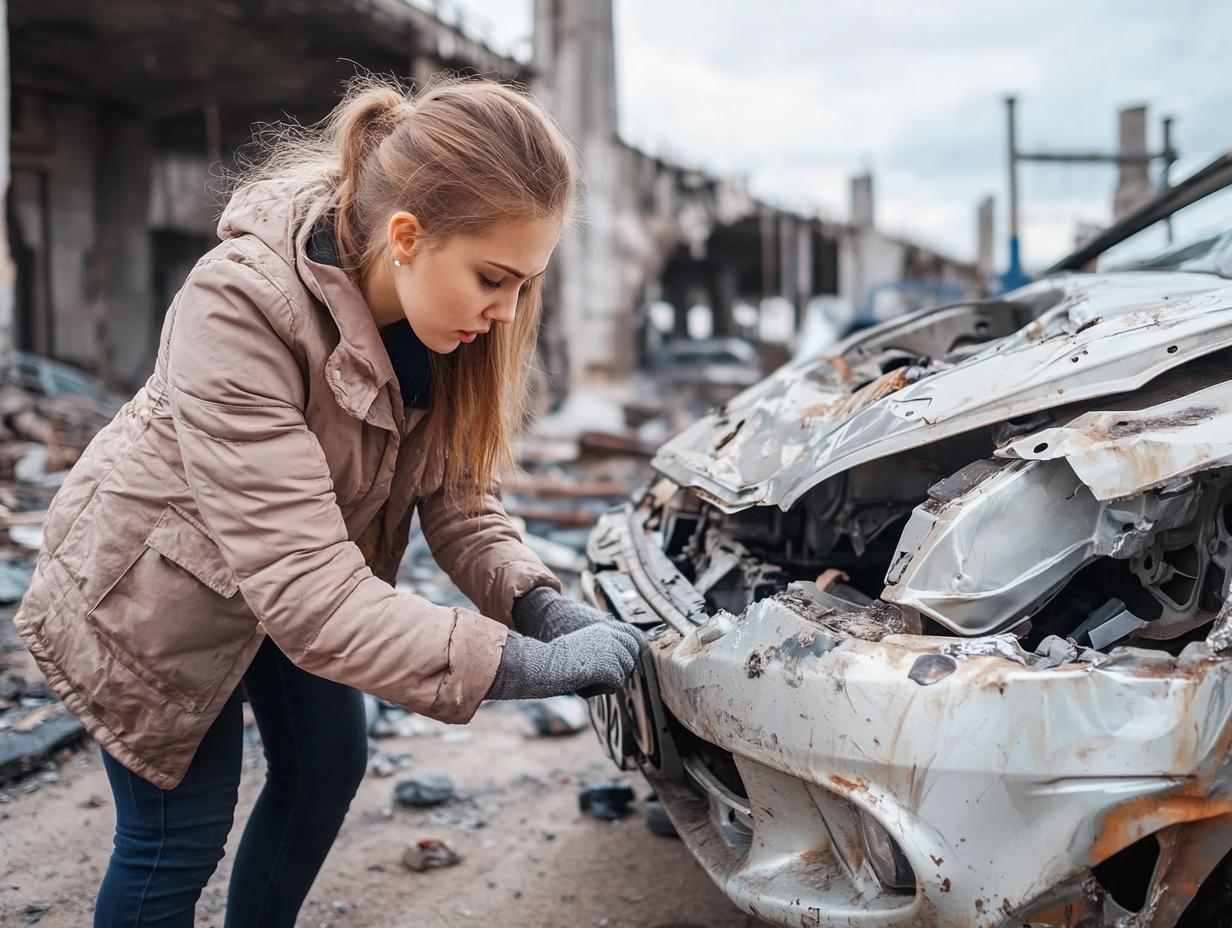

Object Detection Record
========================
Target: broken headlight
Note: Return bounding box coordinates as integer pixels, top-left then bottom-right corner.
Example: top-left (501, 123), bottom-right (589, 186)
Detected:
top-left (859, 811), bottom-right (915, 892)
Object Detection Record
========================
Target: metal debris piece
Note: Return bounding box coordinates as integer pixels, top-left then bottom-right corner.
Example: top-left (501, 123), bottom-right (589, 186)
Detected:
top-left (401, 838), bottom-right (462, 872)
top-left (652, 274), bottom-right (1232, 513)
top-left (578, 781), bottom-right (636, 821)
top-left (393, 772), bottom-right (456, 808)
top-left (907, 653), bottom-right (957, 686)
top-left (998, 380), bottom-right (1232, 500)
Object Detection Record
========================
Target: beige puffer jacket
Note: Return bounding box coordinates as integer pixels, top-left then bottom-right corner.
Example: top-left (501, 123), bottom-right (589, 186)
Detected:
top-left (13, 181), bottom-right (560, 789)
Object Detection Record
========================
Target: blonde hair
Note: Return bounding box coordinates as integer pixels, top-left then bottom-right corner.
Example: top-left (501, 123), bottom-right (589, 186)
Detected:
top-left (236, 74), bottom-right (577, 505)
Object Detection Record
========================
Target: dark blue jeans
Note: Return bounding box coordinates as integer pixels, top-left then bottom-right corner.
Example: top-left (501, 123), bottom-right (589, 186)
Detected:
top-left (94, 636), bottom-right (369, 927)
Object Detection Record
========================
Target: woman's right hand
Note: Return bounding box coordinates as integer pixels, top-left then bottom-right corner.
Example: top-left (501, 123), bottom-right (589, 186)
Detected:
top-left (485, 622), bottom-right (644, 701)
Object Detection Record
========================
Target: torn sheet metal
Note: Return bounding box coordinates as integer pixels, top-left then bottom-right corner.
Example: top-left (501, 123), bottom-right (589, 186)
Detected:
top-left (649, 583), bottom-right (1232, 928)
top-left (998, 380), bottom-right (1232, 500)
top-left (651, 272), bottom-right (1232, 514)
top-left (882, 457), bottom-right (1201, 635)
top-left (587, 504), bottom-right (1232, 926)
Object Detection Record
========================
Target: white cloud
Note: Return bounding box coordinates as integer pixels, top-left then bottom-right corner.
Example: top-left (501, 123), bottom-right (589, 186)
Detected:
top-left (448, 0), bottom-right (1232, 270)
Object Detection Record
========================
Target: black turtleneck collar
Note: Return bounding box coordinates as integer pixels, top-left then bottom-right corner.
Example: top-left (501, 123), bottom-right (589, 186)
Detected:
top-left (306, 216), bottom-right (432, 410)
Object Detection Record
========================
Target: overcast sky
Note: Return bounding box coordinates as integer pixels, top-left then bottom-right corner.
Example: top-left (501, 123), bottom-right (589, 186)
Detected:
top-left (431, 0), bottom-right (1231, 271)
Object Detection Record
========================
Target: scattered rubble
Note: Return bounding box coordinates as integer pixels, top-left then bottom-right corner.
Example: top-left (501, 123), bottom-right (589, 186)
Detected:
top-left (393, 771), bottom-right (457, 808)
top-left (0, 705), bottom-right (84, 783)
top-left (643, 795), bottom-right (678, 839)
top-left (578, 781), bottom-right (636, 821)
top-left (401, 837), bottom-right (463, 872)
top-left (517, 696), bottom-right (590, 736)
top-left (368, 751), bottom-right (413, 778)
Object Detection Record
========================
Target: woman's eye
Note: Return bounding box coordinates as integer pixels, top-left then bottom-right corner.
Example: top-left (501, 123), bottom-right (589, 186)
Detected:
top-left (479, 274), bottom-right (502, 291)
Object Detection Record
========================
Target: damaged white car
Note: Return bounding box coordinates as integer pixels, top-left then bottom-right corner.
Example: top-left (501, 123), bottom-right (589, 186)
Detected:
top-left (585, 153), bottom-right (1232, 927)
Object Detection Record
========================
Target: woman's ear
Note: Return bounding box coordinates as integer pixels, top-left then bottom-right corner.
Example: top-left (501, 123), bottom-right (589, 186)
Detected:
top-left (388, 211), bottom-right (422, 266)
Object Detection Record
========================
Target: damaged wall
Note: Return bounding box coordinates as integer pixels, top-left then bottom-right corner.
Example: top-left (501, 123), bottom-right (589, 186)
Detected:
top-left (0, 0), bottom-right (12, 354)
top-left (9, 94), bottom-right (157, 386)
top-left (4, 0), bottom-right (528, 391)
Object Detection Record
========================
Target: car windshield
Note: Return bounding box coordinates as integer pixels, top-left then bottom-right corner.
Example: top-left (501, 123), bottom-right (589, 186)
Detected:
top-left (1095, 182), bottom-right (1232, 277)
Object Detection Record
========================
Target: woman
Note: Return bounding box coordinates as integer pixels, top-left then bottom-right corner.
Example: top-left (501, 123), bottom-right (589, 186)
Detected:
top-left (13, 76), bottom-right (642, 926)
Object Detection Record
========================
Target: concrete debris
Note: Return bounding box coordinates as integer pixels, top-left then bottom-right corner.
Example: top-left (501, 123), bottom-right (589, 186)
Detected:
top-left (0, 709), bottom-right (84, 783)
top-left (370, 705), bottom-right (449, 740)
top-left (579, 431), bottom-right (657, 458)
top-left (0, 674), bottom-right (50, 710)
top-left (0, 562), bottom-right (33, 604)
top-left (393, 771), bottom-right (457, 808)
top-left (9, 704), bottom-right (59, 732)
top-left (6, 525), bottom-right (42, 550)
top-left (401, 838), bottom-right (462, 872)
top-left (368, 752), bottom-right (412, 778)
top-left (518, 696), bottom-right (590, 736)
top-left (578, 781), bottom-right (636, 821)
top-left (519, 533), bottom-right (588, 574)
top-left (643, 795), bottom-right (678, 838)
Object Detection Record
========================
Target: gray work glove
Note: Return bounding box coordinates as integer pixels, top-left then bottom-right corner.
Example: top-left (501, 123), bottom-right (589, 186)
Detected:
top-left (485, 623), bottom-right (643, 701)
top-left (512, 585), bottom-right (618, 641)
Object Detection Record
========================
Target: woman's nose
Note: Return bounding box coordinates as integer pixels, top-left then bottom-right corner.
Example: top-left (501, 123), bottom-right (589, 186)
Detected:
top-left (485, 293), bottom-right (518, 326)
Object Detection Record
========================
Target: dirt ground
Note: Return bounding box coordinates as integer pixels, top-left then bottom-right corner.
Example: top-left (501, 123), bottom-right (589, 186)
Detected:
top-left (0, 692), bottom-right (759, 928)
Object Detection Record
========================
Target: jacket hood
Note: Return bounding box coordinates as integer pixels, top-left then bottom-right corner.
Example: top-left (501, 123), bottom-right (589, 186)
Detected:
top-left (216, 178), bottom-right (329, 265)
top-left (217, 178), bottom-right (404, 425)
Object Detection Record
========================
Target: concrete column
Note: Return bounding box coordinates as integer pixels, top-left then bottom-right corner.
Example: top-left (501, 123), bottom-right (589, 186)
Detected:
top-left (710, 266), bottom-right (736, 338)
top-left (0, 0), bottom-right (14, 356)
top-left (533, 0), bottom-right (630, 393)
top-left (666, 278), bottom-right (692, 339)
top-left (794, 220), bottom-right (813, 332)
top-left (759, 207), bottom-right (777, 297)
top-left (851, 173), bottom-right (874, 229)
top-left (97, 111), bottom-right (154, 390)
top-left (976, 195), bottom-right (995, 283)
top-left (47, 100), bottom-right (101, 371)
top-left (1114, 105), bottom-right (1151, 221)
top-left (778, 212), bottom-right (797, 308)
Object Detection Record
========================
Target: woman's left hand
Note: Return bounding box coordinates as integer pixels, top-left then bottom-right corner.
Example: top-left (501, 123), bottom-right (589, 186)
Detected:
top-left (511, 585), bottom-right (624, 642)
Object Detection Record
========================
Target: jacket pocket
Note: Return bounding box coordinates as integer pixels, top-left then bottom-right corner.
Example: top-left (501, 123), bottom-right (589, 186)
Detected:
top-left (86, 506), bottom-right (254, 713)
top-left (145, 507), bottom-right (239, 598)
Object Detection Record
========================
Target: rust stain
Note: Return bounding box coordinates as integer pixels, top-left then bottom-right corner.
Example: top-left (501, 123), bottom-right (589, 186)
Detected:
top-left (803, 368), bottom-right (909, 422)
top-left (930, 854), bottom-right (944, 867)
top-left (1105, 405), bottom-right (1218, 438)
top-left (744, 650), bottom-right (764, 679)
top-left (828, 774), bottom-right (868, 793)
top-left (940, 878), bottom-right (951, 893)
top-left (712, 418), bottom-right (745, 453)
top-left (1092, 793), bottom-right (1232, 864)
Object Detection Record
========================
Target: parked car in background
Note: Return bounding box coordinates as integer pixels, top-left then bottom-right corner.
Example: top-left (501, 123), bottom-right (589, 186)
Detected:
top-left (586, 152), bottom-right (1232, 927)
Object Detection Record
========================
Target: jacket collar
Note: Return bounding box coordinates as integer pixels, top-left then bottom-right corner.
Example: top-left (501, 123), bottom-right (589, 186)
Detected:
top-left (292, 197), bottom-right (400, 431)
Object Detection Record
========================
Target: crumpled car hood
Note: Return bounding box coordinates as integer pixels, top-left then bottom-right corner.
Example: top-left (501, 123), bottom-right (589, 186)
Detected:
top-left (652, 271), bottom-right (1232, 512)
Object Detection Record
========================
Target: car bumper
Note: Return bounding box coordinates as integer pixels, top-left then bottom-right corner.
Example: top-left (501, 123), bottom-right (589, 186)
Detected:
top-left (586, 506), bottom-right (1232, 928)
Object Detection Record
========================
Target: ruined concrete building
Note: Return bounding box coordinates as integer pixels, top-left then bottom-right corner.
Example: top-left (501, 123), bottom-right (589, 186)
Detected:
top-left (0, 0), bottom-right (979, 397)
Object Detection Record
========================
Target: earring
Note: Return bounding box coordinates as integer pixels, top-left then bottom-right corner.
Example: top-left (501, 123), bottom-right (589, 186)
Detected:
top-left (393, 259), bottom-right (402, 267)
